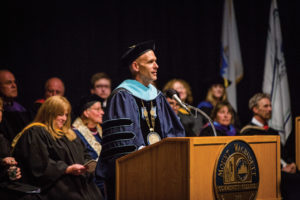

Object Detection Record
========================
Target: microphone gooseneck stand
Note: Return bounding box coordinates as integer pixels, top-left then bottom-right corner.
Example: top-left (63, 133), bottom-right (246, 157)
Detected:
top-left (165, 89), bottom-right (217, 136)
top-left (186, 104), bottom-right (217, 137)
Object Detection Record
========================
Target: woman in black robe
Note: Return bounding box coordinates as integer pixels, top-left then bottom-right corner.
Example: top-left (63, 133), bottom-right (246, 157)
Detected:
top-left (11, 96), bottom-right (103, 200)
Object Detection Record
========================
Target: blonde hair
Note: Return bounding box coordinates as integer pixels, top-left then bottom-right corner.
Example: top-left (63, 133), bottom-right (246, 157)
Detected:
top-left (205, 85), bottom-right (228, 107)
top-left (34, 96), bottom-right (76, 141)
top-left (163, 79), bottom-right (193, 104)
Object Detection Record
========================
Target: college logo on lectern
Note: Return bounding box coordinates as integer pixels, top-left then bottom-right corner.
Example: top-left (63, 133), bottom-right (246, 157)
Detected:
top-left (214, 140), bottom-right (259, 200)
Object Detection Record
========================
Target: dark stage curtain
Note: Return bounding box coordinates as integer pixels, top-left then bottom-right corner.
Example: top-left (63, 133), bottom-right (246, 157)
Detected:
top-left (0, 1), bottom-right (300, 153)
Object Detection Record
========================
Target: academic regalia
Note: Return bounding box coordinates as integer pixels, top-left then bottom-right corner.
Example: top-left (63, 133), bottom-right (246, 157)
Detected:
top-left (197, 101), bottom-right (214, 117)
top-left (12, 124), bottom-right (103, 200)
top-left (1, 133), bottom-right (39, 200)
top-left (197, 101), bottom-right (241, 129)
top-left (0, 133), bottom-right (10, 158)
top-left (200, 121), bottom-right (237, 136)
top-left (240, 121), bottom-right (292, 163)
top-left (1, 134), bottom-right (39, 200)
top-left (240, 120), bottom-right (300, 200)
top-left (178, 108), bottom-right (203, 137)
top-left (96, 79), bottom-right (185, 200)
top-left (240, 122), bottom-right (279, 136)
top-left (0, 101), bottom-right (31, 143)
top-left (0, 133), bottom-right (10, 182)
top-left (101, 79), bottom-right (185, 150)
top-left (72, 117), bottom-right (105, 196)
top-left (72, 117), bottom-right (102, 161)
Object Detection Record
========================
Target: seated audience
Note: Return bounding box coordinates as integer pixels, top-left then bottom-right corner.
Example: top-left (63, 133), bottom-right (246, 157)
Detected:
top-left (90, 72), bottom-right (112, 110)
top-left (0, 134), bottom-right (24, 200)
top-left (0, 96), bottom-right (38, 200)
top-left (240, 93), bottom-right (300, 200)
top-left (11, 96), bottom-right (103, 200)
top-left (197, 76), bottom-right (240, 128)
top-left (200, 101), bottom-right (238, 136)
top-left (163, 79), bottom-right (203, 136)
top-left (0, 69), bottom-right (31, 143)
top-left (30, 77), bottom-right (65, 117)
top-left (165, 89), bottom-right (203, 136)
top-left (0, 97), bottom-right (20, 180)
top-left (0, 138), bottom-right (21, 182)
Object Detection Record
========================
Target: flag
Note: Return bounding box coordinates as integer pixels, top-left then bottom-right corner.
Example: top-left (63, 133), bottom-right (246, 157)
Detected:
top-left (220, 0), bottom-right (243, 111)
top-left (263, 0), bottom-right (292, 145)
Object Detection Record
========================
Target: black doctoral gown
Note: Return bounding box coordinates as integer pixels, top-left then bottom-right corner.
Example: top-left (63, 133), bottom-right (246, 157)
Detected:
top-left (13, 125), bottom-right (103, 200)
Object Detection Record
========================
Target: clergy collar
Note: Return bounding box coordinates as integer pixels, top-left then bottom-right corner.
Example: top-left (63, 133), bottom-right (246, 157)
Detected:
top-left (251, 117), bottom-right (264, 127)
top-left (117, 79), bottom-right (158, 101)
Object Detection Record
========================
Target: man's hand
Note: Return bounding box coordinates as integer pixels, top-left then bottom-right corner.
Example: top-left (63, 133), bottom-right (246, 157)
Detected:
top-left (282, 162), bottom-right (297, 174)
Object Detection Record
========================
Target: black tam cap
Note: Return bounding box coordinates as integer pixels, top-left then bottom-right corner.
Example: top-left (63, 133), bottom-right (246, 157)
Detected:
top-left (76, 94), bottom-right (104, 117)
top-left (121, 40), bottom-right (155, 67)
top-left (207, 75), bottom-right (231, 88)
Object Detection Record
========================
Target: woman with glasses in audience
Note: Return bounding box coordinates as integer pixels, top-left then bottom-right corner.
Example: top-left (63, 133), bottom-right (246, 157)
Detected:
top-left (72, 94), bottom-right (104, 161)
top-left (72, 94), bottom-right (105, 197)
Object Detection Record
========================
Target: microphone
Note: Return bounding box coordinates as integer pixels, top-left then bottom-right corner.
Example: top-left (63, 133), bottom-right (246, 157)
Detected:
top-left (165, 89), bottom-right (191, 114)
top-left (165, 89), bottom-right (217, 136)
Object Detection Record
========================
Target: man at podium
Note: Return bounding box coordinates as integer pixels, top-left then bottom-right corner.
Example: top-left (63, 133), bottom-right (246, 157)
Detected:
top-left (241, 93), bottom-right (300, 200)
top-left (95, 40), bottom-right (185, 200)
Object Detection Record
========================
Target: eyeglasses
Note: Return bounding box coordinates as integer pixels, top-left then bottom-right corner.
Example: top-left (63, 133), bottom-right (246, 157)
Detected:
top-left (89, 107), bottom-right (103, 112)
top-left (95, 84), bottom-right (110, 89)
top-left (168, 102), bottom-right (179, 107)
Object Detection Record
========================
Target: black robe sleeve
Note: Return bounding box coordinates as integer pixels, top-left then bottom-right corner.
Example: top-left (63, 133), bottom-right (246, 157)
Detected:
top-left (200, 126), bottom-right (215, 136)
top-left (0, 133), bottom-right (10, 158)
top-left (13, 126), bottom-right (68, 187)
top-left (0, 133), bottom-right (11, 180)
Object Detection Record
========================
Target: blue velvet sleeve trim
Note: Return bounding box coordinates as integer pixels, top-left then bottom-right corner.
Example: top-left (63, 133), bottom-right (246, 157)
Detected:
top-left (101, 118), bottom-right (137, 160)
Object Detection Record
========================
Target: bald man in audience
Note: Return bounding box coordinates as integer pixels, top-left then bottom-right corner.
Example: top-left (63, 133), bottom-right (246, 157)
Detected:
top-left (44, 77), bottom-right (65, 99)
top-left (30, 77), bottom-right (65, 117)
top-left (0, 69), bottom-right (31, 143)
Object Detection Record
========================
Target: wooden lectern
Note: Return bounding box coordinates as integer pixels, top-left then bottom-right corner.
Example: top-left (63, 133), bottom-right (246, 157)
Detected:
top-left (116, 136), bottom-right (281, 200)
